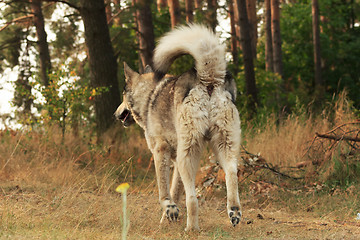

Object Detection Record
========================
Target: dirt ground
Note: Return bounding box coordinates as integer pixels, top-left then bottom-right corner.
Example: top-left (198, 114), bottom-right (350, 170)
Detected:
top-left (127, 192), bottom-right (360, 240)
top-left (1, 182), bottom-right (359, 240)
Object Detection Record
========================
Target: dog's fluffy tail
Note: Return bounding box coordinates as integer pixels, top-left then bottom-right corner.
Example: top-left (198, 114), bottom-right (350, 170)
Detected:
top-left (153, 24), bottom-right (226, 85)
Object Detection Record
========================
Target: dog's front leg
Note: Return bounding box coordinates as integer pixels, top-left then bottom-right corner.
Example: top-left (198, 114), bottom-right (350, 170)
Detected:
top-left (153, 141), bottom-right (179, 222)
top-left (170, 162), bottom-right (183, 203)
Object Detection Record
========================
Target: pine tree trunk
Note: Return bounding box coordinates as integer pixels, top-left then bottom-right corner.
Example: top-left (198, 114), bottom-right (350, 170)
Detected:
top-left (236, 0), bottom-right (258, 114)
top-left (265, 0), bottom-right (274, 71)
top-left (194, 0), bottom-right (202, 8)
top-left (206, 0), bottom-right (217, 30)
top-left (30, 0), bottom-right (51, 87)
top-left (105, 0), bottom-right (113, 25)
top-left (271, 0), bottom-right (283, 78)
top-left (113, 0), bottom-right (121, 25)
top-left (134, 0), bottom-right (156, 70)
top-left (157, 0), bottom-right (167, 11)
top-left (233, 0), bottom-right (241, 50)
top-left (246, 0), bottom-right (257, 59)
top-left (79, 0), bottom-right (121, 133)
top-left (312, 0), bottom-right (323, 98)
top-left (168, 0), bottom-right (181, 28)
top-left (185, 0), bottom-right (194, 23)
top-left (228, 0), bottom-right (238, 74)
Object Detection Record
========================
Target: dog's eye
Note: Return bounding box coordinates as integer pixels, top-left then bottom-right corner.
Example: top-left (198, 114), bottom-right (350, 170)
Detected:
top-left (123, 85), bottom-right (127, 92)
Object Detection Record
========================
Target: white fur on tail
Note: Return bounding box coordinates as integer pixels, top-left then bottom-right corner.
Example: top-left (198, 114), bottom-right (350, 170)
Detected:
top-left (153, 24), bottom-right (227, 85)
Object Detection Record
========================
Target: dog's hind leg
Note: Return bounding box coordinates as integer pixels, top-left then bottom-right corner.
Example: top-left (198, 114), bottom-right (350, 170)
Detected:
top-left (153, 140), bottom-right (179, 223)
top-left (211, 142), bottom-right (242, 226)
top-left (210, 101), bottom-right (242, 227)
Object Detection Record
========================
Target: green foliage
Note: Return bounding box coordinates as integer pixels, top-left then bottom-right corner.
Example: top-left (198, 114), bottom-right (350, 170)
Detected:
top-left (325, 146), bottom-right (360, 189)
top-left (0, 25), bottom-right (24, 71)
top-left (28, 66), bottom-right (108, 138)
top-left (250, 0), bottom-right (360, 124)
top-left (51, 18), bottom-right (78, 57)
top-left (280, 0), bottom-right (360, 108)
top-left (234, 64), bottom-right (284, 122)
top-left (0, 1), bottom-right (30, 72)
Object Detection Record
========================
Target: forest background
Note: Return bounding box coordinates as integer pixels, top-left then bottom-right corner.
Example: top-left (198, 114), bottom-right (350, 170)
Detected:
top-left (0, 0), bottom-right (359, 239)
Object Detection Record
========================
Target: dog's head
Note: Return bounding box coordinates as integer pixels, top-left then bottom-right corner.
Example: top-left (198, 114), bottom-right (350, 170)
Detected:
top-left (114, 62), bottom-right (154, 128)
top-left (114, 96), bottom-right (135, 127)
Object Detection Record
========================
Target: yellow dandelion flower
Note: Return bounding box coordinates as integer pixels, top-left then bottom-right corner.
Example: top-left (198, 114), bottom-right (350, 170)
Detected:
top-left (116, 183), bottom-right (130, 193)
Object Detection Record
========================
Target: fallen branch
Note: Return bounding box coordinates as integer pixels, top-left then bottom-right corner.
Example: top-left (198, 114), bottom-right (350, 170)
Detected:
top-left (241, 145), bottom-right (304, 180)
top-left (322, 121), bottom-right (360, 135)
top-left (315, 132), bottom-right (360, 142)
top-left (260, 162), bottom-right (304, 180)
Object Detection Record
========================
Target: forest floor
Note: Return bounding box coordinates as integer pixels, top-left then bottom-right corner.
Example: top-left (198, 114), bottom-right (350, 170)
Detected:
top-left (1, 179), bottom-right (359, 240)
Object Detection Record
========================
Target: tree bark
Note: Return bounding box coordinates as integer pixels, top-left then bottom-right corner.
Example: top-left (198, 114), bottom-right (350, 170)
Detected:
top-left (113, 0), bottom-right (121, 25)
top-left (134, 0), bottom-right (156, 70)
top-left (312, 0), bottom-right (323, 98)
top-left (105, 0), bottom-right (113, 25)
top-left (271, 0), bottom-right (283, 78)
top-left (185, 0), bottom-right (194, 23)
top-left (194, 0), bottom-right (202, 9)
top-left (233, 0), bottom-right (241, 50)
top-left (30, 0), bottom-right (51, 87)
top-left (168, 0), bottom-right (181, 28)
top-left (79, 0), bottom-right (121, 133)
top-left (157, 0), bottom-right (167, 11)
top-left (236, 0), bottom-right (258, 114)
top-left (228, 0), bottom-right (238, 73)
top-left (206, 0), bottom-right (217, 30)
top-left (265, 0), bottom-right (273, 71)
top-left (246, 0), bottom-right (257, 59)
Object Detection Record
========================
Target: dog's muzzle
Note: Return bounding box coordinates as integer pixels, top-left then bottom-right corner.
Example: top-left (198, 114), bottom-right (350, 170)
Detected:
top-left (114, 102), bottom-right (135, 127)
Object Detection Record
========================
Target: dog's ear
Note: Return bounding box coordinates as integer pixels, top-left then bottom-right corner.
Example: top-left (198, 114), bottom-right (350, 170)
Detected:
top-left (123, 62), bottom-right (138, 82)
top-left (143, 65), bottom-right (153, 74)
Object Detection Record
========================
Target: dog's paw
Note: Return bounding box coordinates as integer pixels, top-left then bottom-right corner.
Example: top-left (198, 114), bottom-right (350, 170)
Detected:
top-left (165, 204), bottom-right (179, 221)
top-left (185, 225), bottom-right (200, 232)
top-left (228, 206), bottom-right (241, 227)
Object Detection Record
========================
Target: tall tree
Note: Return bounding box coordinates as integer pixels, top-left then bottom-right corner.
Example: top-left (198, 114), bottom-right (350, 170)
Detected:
top-left (312, 0), bottom-right (322, 98)
top-left (246, 0), bottom-right (257, 59)
top-left (194, 0), bottom-right (202, 8)
top-left (236, 0), bottom-right (258, 114)
top-left (113, 0), bottom-right (122, 25)
top-left (271, 0), bottom-right (283, 78)
top-left (105, 0), bottom-right (113, 25)
top-left (134, 0), bottom-right (156, 70)
top-left (265, 0), bottom-right (274, 71)
top-left (30, 0), bottom-right (51, 87)
top-left (233, 0), bottom-right (241, 50)
top-left (185, 0), bottom-right (194, 23)
top-left (228, 0), bottom-right (239, 73)
top-left (157, 0), bottom-right (167, 11)
top-left (79, 0), bottom-right (120, 133)
top-left (206, 0), bottom-right (217, 30)
top-left (168, 0), bottom-right (181, 28)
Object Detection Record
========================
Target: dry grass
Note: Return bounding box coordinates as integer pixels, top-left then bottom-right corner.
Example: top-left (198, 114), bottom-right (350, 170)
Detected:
top-left (243, 92), bottom-right (359, 179)
top-left (0, 93), bottom-right (359, 239)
